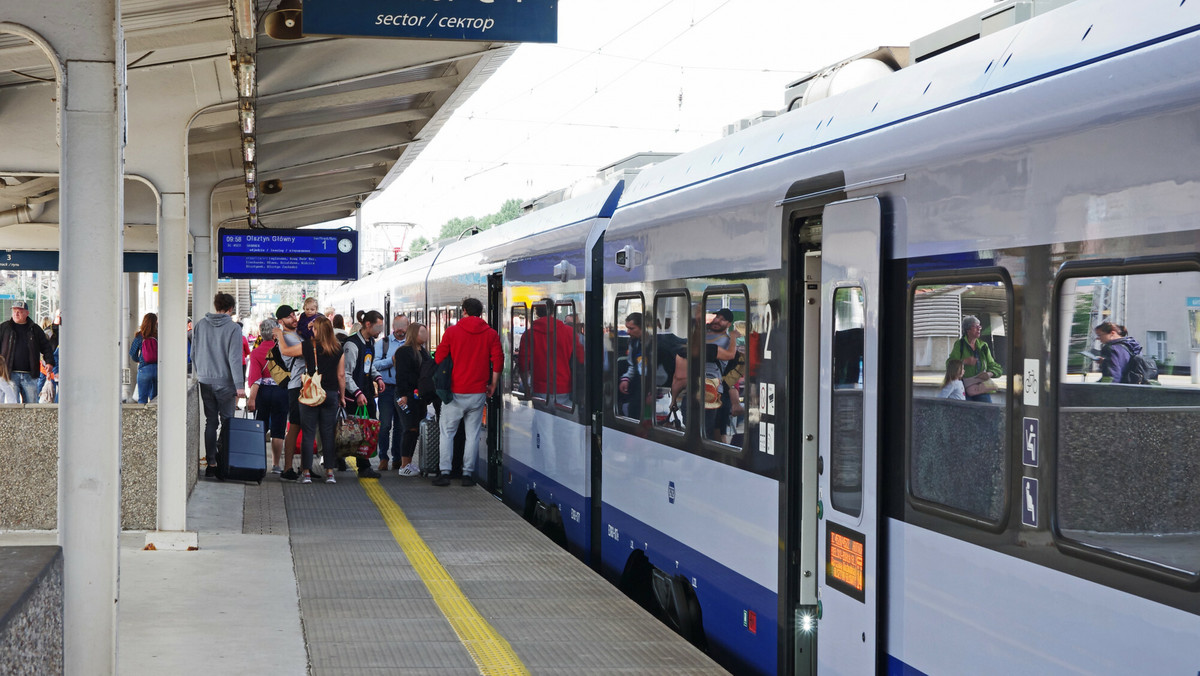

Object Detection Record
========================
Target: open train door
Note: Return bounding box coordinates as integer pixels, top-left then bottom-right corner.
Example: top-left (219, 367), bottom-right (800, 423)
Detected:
top-left (817, 196), bottom-right (882, 674)
top-left (486, 271), bottom-right (504, 494)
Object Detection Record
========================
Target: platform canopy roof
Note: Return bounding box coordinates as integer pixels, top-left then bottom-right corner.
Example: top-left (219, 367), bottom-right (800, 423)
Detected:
top-left (0, 0), bottom-right (514, 248)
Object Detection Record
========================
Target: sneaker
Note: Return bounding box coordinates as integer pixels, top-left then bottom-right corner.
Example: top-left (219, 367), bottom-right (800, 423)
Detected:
top-left (204, 466), bottom-right (217, 478)
top-left (325, 471), bottom-right (336, 484)
top-left (358, 466), bottom-right (381, 479)
top-left (397, 464), bottom-right (420, 477)
top-left (377, 459), bottom-right (389, 472)
top-left (432, 473), bottom-right (451, 487)
top-left (461, 476), bottom-right (476, 488)
top-left (271, 465), bottom-right (283, 474)
top-left (301, 471), bottom-right (312, 484)
top-left (280, 468), bottom-right (299, 481)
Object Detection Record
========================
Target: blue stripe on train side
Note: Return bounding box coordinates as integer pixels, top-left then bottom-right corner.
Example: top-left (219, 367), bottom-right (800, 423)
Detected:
top-left (600, 502), bottom-right (778, 676)
top-left (501, 455), bottom-right (592, 557)
top-left (888, 655), bottom-right (931, 676)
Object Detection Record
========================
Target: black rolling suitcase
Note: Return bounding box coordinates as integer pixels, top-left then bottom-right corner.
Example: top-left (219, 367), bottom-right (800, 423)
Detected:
top-left (417, 416), bottom-right (440, 476)
top-left (223, 410), bottom-right (268, 484)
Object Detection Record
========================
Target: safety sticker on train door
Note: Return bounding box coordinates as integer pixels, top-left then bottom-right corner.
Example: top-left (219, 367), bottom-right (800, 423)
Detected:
top-left (1021, 477), bottom-right (1038, 527)
top-left (759, 383), bottom-right (768, 415)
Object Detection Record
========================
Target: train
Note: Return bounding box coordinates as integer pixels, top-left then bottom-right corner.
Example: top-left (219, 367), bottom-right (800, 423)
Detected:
top-left (324, 0), bottom-right (1200, 673)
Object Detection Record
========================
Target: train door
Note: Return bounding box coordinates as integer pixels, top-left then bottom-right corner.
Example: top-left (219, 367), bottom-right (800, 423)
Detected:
top-left (486, 272), bottom-right (504, 494)
top-left (816, 196), bottom-right (882, 674)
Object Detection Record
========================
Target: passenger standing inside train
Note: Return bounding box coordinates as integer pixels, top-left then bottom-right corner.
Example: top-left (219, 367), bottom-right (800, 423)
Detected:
top-left (432, 297), bottom-right (502, 487)
top-left (0, 300), bottom-right (55, 403)
top-left (372, 313), bottom-right (409, 471)
top-left (128, 312), bottom-right (159, 403)
top-left (193, 293), bottom-right (246, 479)
top-left (617, 312), bottom-right (645, 417)
top-left (393, 322), bottom-right (430, 477)
top-left (343, 309), bottom-right (385, 479)
top-left (247, 318), bottom-right (288, 474)
top-left (947, 315), bottom-right (1002, 402)
top-left (703, 309), bottom-right (740, 443)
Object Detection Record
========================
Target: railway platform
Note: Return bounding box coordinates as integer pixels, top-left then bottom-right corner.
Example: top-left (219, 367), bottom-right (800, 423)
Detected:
top-left (2, 470), bottom-right (727, 675)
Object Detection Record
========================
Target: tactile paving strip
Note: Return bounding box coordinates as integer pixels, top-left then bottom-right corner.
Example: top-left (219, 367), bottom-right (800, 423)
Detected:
top-left (282, 475), bottom-right (728, 675)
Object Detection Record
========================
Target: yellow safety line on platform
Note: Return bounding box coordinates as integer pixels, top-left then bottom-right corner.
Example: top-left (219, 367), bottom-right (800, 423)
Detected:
top-left (361, 480), bottom-right (530, 676)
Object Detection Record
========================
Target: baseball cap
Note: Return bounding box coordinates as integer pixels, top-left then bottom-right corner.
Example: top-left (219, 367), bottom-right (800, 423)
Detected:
top-left (714, 308), bottom-right (734, 322)
top-left (11, 300), bottom-right (27, 310)
top-left (275, 304), bottom-right (297, 319)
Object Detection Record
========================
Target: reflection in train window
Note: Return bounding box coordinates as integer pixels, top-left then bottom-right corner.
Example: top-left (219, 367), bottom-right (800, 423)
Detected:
top-left (510, 305), bottom-right (528, 396)
top-left (555, 301), bottom-right (580, 412)
top-left (701, 289), bottom-right (748, 449)
top-left (654, 292), bottom-right (690, 433)
top-left (1056, 270), bottom-right (1200, 577)
top-left (615, 295), bottom-right (645, 422)
top-left (830, 287), bottom-right (865, 517)
top-left (909, 280), bottom-right (1009, 524)
top-left (519, 300), bottom-right (553, 404)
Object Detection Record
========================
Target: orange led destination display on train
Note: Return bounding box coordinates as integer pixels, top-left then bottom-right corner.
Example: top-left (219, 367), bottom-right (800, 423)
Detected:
top-left (826, 523), bottom-right (867, 602)
top-left (829, 532), bottom-right (864, 591)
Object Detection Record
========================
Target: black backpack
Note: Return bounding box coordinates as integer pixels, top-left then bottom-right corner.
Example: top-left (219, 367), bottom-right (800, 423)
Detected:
top-left (1119, 345), bottom-right (1158, 384)
top-left (417, 355), bottom-right (439, 402)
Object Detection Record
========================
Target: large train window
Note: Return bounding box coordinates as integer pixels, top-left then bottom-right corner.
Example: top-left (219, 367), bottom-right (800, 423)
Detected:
top-left (1055, 266), bottom-right (1200, 580)
top-left (653, 292), bottom-right (690, 434)
top-left (701, 288), bottom-right (748, 449)
top-left (614, 295), bottom-right (645, 422)
top-left (510, 304), bottom-right (528, 397)
top-left (908, 277), bottom-right (1010, 527)
top-left (554, 301), bottom-right (579, 413)
top-left (830, 286), bottom-right (865, 517)
top-left (520, 299), bottom-right (553, 405)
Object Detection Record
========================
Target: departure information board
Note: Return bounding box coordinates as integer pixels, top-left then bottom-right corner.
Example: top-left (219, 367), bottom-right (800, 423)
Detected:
top-left (217, 228), bottom-right (358, 281)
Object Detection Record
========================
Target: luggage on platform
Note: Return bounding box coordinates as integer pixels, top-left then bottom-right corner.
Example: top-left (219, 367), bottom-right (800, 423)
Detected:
top-left (417, 416), bottom-right (440, 476)
top-left (223, 410), bottom-right (268, 484)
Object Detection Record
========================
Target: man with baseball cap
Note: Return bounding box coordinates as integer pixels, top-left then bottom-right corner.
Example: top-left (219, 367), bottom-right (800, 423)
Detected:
top-left (270, 304), bottom-right (311, 480)
top-left (704, 307), bottom-right (740, 443)
top-left (0, 300), bottom-right (55, 402)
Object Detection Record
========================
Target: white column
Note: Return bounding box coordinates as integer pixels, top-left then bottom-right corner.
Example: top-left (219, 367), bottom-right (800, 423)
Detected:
top-left (146, 192), bottom-right (196, 548)
top-left (123, 272), bottom-right (139, 402)
top-left (58, 35), bottom-right (124, 676)
top-left (192, 235), bottom-right (213, 325)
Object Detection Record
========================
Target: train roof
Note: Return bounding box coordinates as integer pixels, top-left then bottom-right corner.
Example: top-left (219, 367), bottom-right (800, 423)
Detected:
top-left (613, 0), bottom-right (1197, 214)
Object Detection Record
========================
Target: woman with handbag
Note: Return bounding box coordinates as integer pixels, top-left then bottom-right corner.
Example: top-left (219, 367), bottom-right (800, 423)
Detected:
top-left (296, 315), bottom-right (347, 484)
top-left (393, 322), bottom-right (430, 477)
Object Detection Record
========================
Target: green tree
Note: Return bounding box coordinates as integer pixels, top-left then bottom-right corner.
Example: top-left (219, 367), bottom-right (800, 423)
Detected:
top-left (433, 198), bottom-right (525, 242)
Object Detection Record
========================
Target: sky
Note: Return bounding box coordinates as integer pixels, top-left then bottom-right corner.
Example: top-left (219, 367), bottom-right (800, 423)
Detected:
top-left (347, 0), bottom-right (997, 252)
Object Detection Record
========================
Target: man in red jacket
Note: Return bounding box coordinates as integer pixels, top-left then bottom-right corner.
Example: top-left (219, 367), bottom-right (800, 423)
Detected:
top-left (432, 297), bottom-right (502, 487)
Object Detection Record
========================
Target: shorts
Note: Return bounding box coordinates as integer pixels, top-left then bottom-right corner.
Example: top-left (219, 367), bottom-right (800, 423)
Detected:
top-left (288, 386), bottom-right (302, 425)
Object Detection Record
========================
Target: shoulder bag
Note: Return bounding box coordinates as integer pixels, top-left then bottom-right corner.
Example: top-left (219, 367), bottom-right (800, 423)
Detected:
top-left (298, 340), bottom-right (327, 406)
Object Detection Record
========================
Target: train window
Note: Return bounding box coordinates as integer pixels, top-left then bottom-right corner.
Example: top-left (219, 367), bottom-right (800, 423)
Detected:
top-left (520, 300), bottom-right (553, 404)
top-left (653, 292), bottom-right (690, 434)
top-left (510, 304), bottom-right (528, 397)
top-left (909, 279), bottom-right (1010, 525)
top-left (830, 286), bottom-right (865, 517)
top-left (615, 295), bottom-right (645, 422)
top-left (1056, 269), bottom-right (1200, 577)
top-left (701, 289), bottom-right (748, 449)
top-left (554, 301), bottom-right (579, 413)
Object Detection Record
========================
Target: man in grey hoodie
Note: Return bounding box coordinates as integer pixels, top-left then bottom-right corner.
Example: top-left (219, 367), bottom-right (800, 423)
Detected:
top-left (193, 293), bottom-right (246, 479)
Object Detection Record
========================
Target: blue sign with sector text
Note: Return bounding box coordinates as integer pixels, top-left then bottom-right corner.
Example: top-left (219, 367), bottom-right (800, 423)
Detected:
top-left (217, 228), bottom-right (358, 281)
top-left (302, 0), bottom-right (557, 43)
